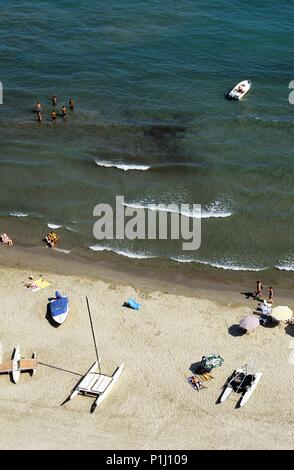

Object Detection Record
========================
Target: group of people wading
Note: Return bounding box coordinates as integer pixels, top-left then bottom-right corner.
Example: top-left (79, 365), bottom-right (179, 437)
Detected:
top-left (34, 96), bottom-right (75, 122)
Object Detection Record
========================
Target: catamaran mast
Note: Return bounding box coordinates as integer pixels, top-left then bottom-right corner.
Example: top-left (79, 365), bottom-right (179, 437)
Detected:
top-left (86, 296), bottom-right (101, 374)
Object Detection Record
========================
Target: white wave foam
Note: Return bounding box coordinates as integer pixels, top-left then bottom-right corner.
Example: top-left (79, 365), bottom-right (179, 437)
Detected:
top-left (88, 245), bottom-right (155, 259)
top-left (95, 160), bottom-right (151, 171)
top-left (53, 248), bottom-right (71, 254)
top-left (170, 257), bottom-right (192, 263)
top-left (47, 223), bottom-right (62, 229)
top-left (275, 258), bottom-right (294, 272)
top-left (10, 211), bottom-right (28, 218)
top-left (65, 226), bottom-right (78, 233)
top-left (123, 200), bottom-right (232, 219)
top-left (171, 256), bottom-right (265, 272)
top-left (276, 264), bottom-right (294, 272)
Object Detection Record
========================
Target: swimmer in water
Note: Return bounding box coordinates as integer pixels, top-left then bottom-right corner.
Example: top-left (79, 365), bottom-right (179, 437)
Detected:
top-left (51, 95), bottom-right (57, 106)
top-left (62, 105), bottom-right (67, 118)
top-left (69, 98), bottom-right (74, 110)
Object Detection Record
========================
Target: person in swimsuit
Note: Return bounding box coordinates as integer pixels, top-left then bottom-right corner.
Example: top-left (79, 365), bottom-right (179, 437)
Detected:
top-left (69, 98), bottom-right (74, 110)
top-left (62, 105), bottom-right (67, 118)
top-left (51, 110), bottom-right (57, 121)
top-left (51, 95), bottom-right (57, 106)
top-left (35, 101), bottom-right (42, 112)
top-left (254, 280), bottom-right (263, 299)
top-left (268, 286), bottom-right (273, 304)
top-left (37, 111), bottom-right (42, 122)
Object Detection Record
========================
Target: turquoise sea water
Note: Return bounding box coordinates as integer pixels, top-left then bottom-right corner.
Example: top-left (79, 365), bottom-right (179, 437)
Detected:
top-left (0, 0), bottom-right (294, 273)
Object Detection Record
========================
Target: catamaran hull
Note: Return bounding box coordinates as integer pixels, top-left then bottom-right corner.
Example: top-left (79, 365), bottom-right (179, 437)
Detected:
top-left (239, 373), bottom-right (262, 407)
top-left (220, 368), bottom-right (244, 403)
top-left (12, 345), bottom-right (21, 384)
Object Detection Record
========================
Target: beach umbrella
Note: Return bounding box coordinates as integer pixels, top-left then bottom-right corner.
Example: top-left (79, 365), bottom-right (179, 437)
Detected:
top-left (200, 354), bottom-right (224, 370)
top-left (271, 306), bottom-right (293, 322)
top-left (239, 315), bottom-right (260, 331)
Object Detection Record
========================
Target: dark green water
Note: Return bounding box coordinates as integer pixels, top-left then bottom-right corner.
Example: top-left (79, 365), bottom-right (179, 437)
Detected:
top-left (0, 0), bottom-right (294, 274)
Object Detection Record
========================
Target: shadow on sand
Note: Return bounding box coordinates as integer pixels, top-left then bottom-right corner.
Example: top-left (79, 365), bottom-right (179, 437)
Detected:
top-left (228, 324), bottom-right (246, 337)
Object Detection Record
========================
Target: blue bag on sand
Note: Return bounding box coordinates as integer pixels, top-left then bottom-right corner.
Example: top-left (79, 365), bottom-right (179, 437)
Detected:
top-left (127, 298), bottom-right (141, 310)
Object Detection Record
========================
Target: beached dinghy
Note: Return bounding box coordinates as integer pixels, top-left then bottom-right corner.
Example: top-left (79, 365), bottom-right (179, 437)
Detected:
top-left (220, 364), bottom-right (262, 407)
top-left (228, 80), bottom-right (251, 100)
top-left (0, 346), bottom-right (37, 384)
top-left (50, 291), bottom-right (69, 325)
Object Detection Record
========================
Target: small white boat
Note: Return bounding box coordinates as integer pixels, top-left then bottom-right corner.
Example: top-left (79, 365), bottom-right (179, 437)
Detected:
top-left (220, 365), bottom-right (262, 407)
top-left (228, 80), bottom-right (251, 100)
top-left (50, 292), bottom-right (70, 325)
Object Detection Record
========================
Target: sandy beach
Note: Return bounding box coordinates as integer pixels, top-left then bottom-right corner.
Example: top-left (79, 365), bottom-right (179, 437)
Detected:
top-left (0, 253), bottom-right (293, 450)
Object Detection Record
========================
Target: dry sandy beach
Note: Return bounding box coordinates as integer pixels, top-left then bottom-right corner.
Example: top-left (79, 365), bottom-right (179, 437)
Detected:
top-left (0, 256), bottom-right (293, 450)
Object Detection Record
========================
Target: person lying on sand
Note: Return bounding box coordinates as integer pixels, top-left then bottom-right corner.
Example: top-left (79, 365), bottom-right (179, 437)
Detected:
top-left (190, 376), bottom-right (205, 390)
top-left (1, 233), bottom-right (13, 246)
top-left (45, 231), bottom-right (60, 248)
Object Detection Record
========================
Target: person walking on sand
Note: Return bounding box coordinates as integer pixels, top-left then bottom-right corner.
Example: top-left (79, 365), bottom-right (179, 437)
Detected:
top-left (51, 110), bottom-right (57, 121)
top-left (69, 98), bottom-right (74, 110)
top-left (254, 280), bottom-right (263, 299)
top-left (51, 95), bottom-right (57, 107)
top-left (62, 105), bottom-right (67, 118)
top-left (268, 286), bottom-right (273, 304)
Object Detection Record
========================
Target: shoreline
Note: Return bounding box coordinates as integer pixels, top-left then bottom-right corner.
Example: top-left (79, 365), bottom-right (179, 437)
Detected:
top-left (1, 244), bottom-right (294, 305)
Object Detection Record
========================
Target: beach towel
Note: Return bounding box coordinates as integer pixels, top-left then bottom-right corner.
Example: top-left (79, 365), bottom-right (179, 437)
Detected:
top-left (31, 279), bottom-right (51, 292)
top-left (187, 376), bottom-right (206, 391)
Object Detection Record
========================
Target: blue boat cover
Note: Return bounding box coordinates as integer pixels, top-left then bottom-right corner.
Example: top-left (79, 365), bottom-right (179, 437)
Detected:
top-left (50, 295), bottom-right (68, 317)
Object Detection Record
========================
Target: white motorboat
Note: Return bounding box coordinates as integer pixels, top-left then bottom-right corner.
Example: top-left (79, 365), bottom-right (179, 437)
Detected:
top-left (228, 80), bottom-right (251, 100)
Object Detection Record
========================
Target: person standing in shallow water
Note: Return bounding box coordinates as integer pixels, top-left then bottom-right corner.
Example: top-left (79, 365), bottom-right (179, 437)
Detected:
top-left (35, 101), bottom-right (41, 112)
top-left (51, 110), bottom-right (57, 121)
top-left (37, 111), bottom-right (42, 123)
top-left (62, 105), bottom-right (67, 118)
top-left (51, 95), bottom-right (57, 107)
top-left (69, 98), bottom-right (74, 110)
